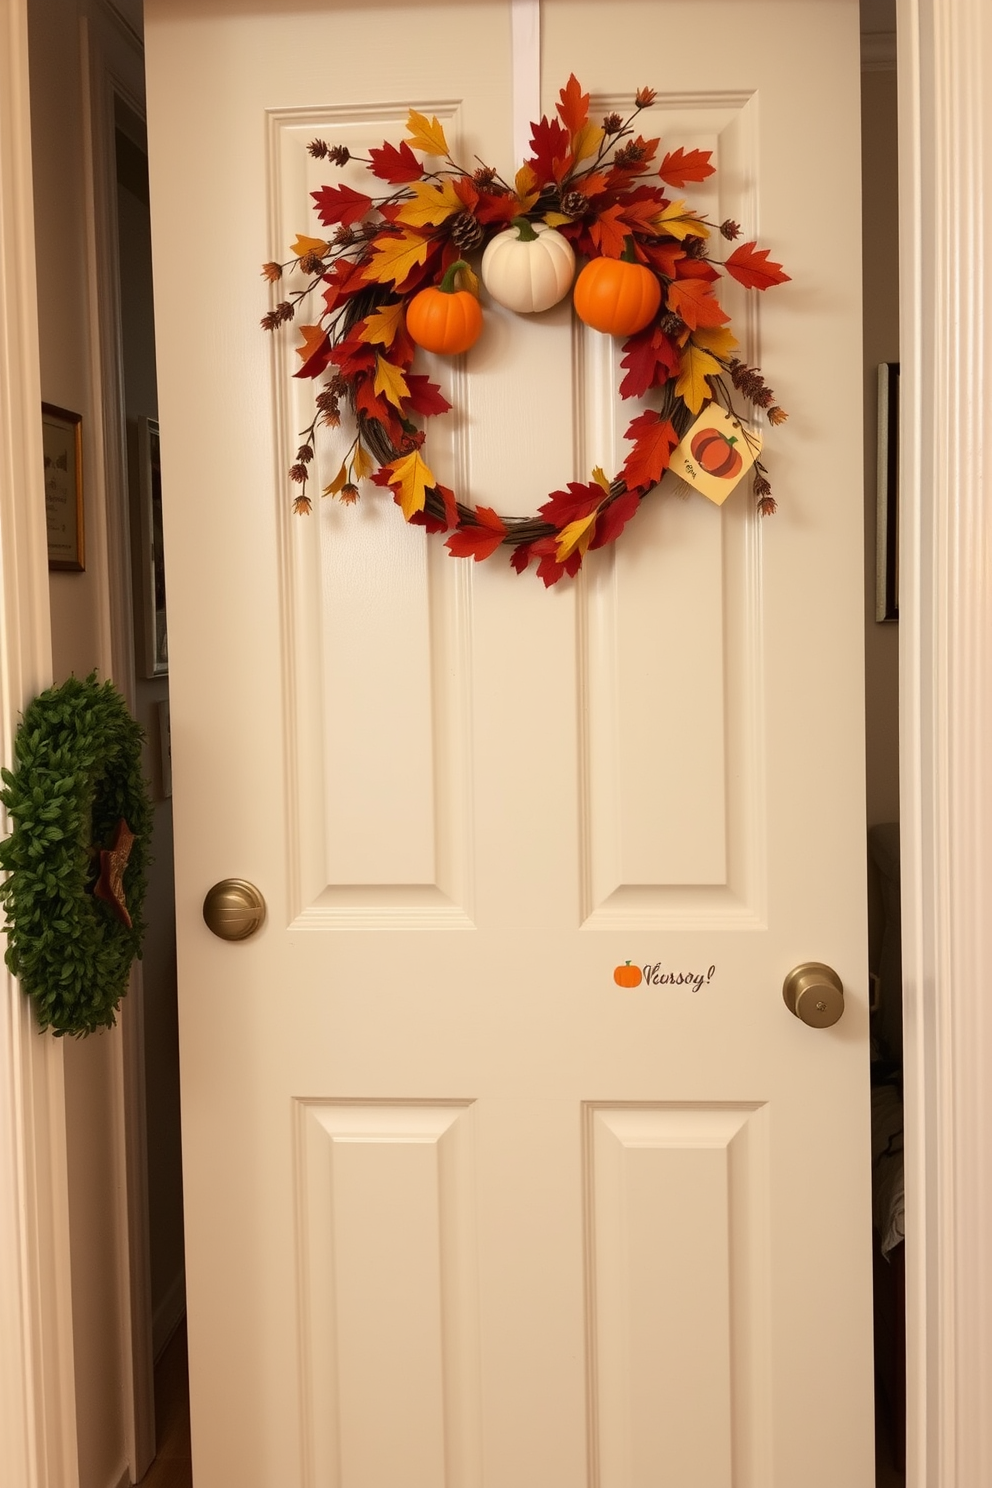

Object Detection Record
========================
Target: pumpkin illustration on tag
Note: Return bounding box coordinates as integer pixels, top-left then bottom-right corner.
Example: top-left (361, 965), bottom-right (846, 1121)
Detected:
top-left (690, 426), bottom-right (744, 480)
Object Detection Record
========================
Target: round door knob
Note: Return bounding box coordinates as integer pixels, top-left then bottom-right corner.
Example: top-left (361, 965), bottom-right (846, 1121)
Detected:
top-left (783, 962), bottom-right (844, 1028)
top-left (202, 879), bottom-right (266, 941)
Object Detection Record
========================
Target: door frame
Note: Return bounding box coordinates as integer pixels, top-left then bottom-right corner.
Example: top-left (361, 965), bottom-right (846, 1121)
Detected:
top-left (896, 2), bottom-right (992, 1483)
top-left (0, 0), bottom-right (988, 1483)
top-left (0, 2), bottom-right (79, 1486)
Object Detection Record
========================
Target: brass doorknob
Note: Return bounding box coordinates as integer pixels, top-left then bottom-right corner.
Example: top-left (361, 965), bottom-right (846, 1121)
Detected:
top-left (202, 879), bottom-right (266, 941)
top-left (783, 962), bottom-right (844, 1028)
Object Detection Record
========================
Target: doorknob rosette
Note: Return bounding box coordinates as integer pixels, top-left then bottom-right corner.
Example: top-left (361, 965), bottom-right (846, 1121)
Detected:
top-left (783, 962), bottom-right (844, 1028)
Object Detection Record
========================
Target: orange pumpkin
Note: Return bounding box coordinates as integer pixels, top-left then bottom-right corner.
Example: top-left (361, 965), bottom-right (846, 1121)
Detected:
top-left (406, 259), bottom-right (483, 355)
top-left (690, 428), bottom-right (743, 480)
top-left (573, 239), bottom-right (661, 337)
top-left (613, 960), bottom-right (643, 988)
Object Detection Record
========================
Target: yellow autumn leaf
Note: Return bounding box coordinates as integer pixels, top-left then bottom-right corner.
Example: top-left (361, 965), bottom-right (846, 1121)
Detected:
top-left (374, 355), bottom-right (410, 410)
top-left (353, 443), bottom-right (373, 480)
top-left (571, 120), bottom-right (605, 163)
top-left (361, 300), bottom-right (405, 348)
top-left (543, 211), bottom-right (572, 228)
top-left (456, 263), bottom-right (481, 298)
top-left (364, 230), bottom-right (431, 287)
top-left (676, 342), bottom-right (722, 415)
top-left (691, 324), bottom-right (739, 359)
top-left (653, 200), bottom-right (711, 241)
top-left (386, 449), bottom-right (436, 520)
top-left (291, 233), bottom-right (330, 259)
top-left (322, 462), bottom-right (348, 497)
top-left (406, 109), bottom-right (450, 157)
top-left (556, 509), bottom-right (599, 562)
top-left (591, 466), bottom-right (612, 494)
top-left (515, 163), bottom-right (537, 196)
top-left (396, 178), bottom-right (462, 228)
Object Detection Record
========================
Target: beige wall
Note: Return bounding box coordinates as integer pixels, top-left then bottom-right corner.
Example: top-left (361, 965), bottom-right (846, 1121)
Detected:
top-left (861, 64), bottom-right (900, 826)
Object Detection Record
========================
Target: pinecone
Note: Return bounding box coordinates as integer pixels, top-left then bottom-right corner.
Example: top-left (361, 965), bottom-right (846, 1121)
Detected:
top-left (560, 190), bottom-right (589, 218)
top-left (472, 166), bottom-right (499, 191)
top-left (720, 218), bottom-right (742, 241)
top-left (683, 235), bottom-right (706, 259)
top-left (658, 312), bottom-right (685, 337)
top-left (727, 359), bottom-right (774, 408)
top-left (450, 211), bottom-right (484, 251)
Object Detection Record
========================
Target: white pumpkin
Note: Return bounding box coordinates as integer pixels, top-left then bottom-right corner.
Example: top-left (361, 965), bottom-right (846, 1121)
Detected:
top-left (481, 218), bottom-right (576, 314)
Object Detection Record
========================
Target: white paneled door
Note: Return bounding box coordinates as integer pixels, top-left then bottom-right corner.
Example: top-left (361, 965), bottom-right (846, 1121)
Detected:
top-left (145, 3), bottom-right (872, 1485)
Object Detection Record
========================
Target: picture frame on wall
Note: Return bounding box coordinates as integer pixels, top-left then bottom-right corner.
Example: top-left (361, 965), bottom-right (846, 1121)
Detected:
top-left (136, 415), bottom-right (168, 676)
top-left (42, 403), bottom-right (84, 571)
top-left (875, 362), bottom-right (900, 623)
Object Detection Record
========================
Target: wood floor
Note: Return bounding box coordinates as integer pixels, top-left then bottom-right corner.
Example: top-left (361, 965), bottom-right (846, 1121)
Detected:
top-left (136, 1321), bottom-right (192, 1488)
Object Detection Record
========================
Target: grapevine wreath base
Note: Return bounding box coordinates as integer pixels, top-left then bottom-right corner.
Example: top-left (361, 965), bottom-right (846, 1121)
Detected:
top-left (264, 76), bottom-right (790, 587)
top-left (0, 675), bottom-right (152, 1037)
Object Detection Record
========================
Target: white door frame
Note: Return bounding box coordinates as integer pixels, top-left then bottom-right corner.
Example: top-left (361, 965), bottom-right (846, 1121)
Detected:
top-left (897, 1), bottom-right (992, 1482)
top-left (0, 3), bottom-right (79, 1486)
top-left (0, 0), bottom-right (987, 1483)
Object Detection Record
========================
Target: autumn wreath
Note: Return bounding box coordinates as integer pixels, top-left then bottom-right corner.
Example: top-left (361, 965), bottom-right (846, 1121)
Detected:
top-left (0, 676), bottom-right (152, 1037)
top-left (263, 76), bottom-right (789, 587)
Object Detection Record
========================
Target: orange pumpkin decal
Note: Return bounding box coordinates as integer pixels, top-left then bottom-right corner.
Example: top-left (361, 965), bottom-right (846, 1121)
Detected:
top-left (613, 960), bottom-right (643, 988)
top-left (406, 259), bottom-right (483, 355)
top-left (690, 428), bottom-right (744, 480)
top-left (573, 238), bottom-right (661, 338)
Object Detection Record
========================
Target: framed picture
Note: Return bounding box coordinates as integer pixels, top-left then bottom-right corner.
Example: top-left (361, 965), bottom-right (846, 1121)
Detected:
top-left (875, 362), bottom-right (900, 623)
top-left (136, 416), bottom-right (168, 676)
top-left (42, 403), bottom-right (84, 571)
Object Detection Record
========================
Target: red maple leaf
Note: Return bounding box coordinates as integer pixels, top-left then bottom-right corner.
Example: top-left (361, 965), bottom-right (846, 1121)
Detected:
top-left (329, 332), bottom-right (376, 379)
top-left (538, 481), bottom-right (603, 528)
top-left (404, 374), bottom-right (452, 417)
top-left (527, 115), bottom-right (571, 184)
top-left (293, 327), bottom-right (332, 380)
top-left (446, 506), bottom-right (507, 561)
top-left (368, 140), bottom-right (423, 184)
top-left (556, 74), bottom-right (589, 135)
top-left (311, 182), bottom-right (373, 227)
top-left (666, 276), bottom-right (730, 330)
top-left (621, 411), bottom-right (679, 490)
top-left (475, 190), bottom-right (519, 226)
top-left (530, 536), bottom-right (583, 587)
top-left (321, 257), bottom-right (364, 314)
top-left (408, 506), bottom-right (448, 534)
top-left (510, 541), bottom-right (535, 574)
top-left (618, 326), bottom-right (681, 399)
top-left (724, 241), bottom-right (791, 290)
top-left (589, 489), bottom-right (641, 549)
top-left (354, 380), bottom-right (404, 443)
top-left (658, 147), bottom-right (715, 189)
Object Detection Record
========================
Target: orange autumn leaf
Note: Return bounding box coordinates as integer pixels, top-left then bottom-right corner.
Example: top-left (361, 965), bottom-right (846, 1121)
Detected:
top-left (291, 233), bottom-right (330, 259)
top-left (556, 73), bottom-right (590, 135)
top-left (666, 277), bottom-right (730, 330)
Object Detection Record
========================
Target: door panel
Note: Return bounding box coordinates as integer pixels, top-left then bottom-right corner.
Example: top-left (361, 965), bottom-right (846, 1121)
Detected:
top-left (144, 3), bottom-right (872, 1485)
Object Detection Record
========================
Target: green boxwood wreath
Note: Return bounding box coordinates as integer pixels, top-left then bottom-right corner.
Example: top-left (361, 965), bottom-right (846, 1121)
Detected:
top-left (0, 674), bottom-right (152, 1037)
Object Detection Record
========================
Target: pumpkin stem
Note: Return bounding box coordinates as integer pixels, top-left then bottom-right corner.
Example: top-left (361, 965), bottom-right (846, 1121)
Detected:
top-left (511, 215), bottom-right (540, 242)
top-left (621, 235), bottom-right (640, 264)
top-left (726, 436), bottom-right (738, 448)
top-left (439, 259), bottom-right (472, 294)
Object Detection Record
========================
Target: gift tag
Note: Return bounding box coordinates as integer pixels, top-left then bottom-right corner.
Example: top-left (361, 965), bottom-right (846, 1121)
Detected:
top-left (668, 405), bottom-right (761, 506)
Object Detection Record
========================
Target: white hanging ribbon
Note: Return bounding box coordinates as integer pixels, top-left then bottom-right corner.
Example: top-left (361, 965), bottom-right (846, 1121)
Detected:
top-left (511, 0), bottom-right (541, 166)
